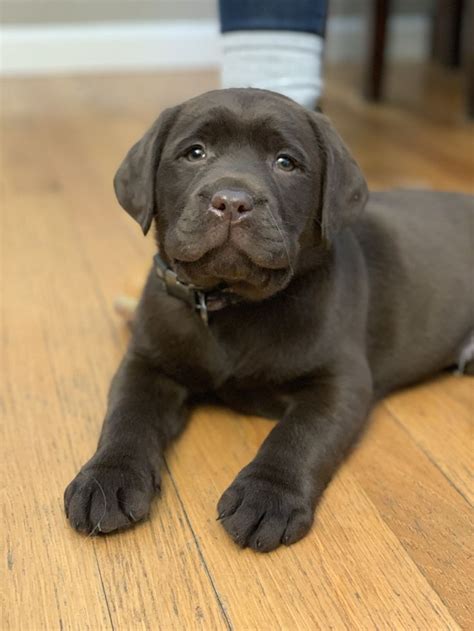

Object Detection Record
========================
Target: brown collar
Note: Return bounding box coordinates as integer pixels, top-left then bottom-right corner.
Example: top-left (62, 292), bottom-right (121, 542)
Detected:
top-left (153, 253), bottom-right (243, 325)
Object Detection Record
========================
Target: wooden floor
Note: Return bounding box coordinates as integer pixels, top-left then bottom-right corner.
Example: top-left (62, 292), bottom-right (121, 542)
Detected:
top-left (2, 64), bottom-right (473, 630)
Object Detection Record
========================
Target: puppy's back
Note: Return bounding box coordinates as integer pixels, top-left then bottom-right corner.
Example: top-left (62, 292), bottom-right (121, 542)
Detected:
top-left (354, 189), bottom-right (473, 392)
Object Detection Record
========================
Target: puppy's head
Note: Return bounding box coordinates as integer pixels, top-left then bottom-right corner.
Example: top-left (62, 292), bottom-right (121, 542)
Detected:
top-left (114, 89), bottom-right (367, 300)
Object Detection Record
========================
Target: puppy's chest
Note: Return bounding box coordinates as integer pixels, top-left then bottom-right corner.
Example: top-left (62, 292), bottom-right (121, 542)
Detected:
top-left (209, 312), bottom-right (318, 385)
top-left (140, 284), bottom-right (320, 390)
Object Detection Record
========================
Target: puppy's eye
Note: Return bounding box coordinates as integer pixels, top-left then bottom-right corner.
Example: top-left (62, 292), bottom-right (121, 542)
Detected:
top-left (275, 154), bottom-right (296, 171)
top-left (186, 145), bottom-right (207, 161)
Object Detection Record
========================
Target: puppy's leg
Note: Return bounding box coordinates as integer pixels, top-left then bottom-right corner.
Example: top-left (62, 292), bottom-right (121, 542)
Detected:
top-left (456, 331), bottom-right (474, 375)
top-left (64, 352), bottom-right (189, 534)
top-left (218, 358), bottom-right (373, 552)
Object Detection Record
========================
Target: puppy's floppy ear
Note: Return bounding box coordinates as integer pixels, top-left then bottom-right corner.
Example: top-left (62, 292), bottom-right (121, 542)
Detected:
top-left (113, 106), bottom-right (180, 235)
top-left (309, 112), bottom-right (368, 243)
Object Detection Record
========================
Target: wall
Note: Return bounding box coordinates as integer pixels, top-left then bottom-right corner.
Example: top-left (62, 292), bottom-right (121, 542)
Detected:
top-left (1, 0), bottom-right (433, 25)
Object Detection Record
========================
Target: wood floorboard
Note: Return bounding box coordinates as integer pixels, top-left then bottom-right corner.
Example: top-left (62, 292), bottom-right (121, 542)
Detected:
top-left (384, 379), bottom-right (473, 504)
top-left (351, 400), bottom-right (473, 629)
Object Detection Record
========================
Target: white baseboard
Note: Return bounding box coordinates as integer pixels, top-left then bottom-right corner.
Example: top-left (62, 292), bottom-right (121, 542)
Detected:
top-left (0, 16), bottom-right (429, 76)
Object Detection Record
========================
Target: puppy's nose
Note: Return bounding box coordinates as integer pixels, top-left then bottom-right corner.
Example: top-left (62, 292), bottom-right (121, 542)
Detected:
top-left (210, 189), bottom-right (254, 220)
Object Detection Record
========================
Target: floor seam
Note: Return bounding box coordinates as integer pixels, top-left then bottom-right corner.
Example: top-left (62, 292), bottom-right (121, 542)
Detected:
top-left (93, 545), bottom-right (116, 631)
top-left (382, 401), bottom-right (471, 507)
top-left (359, 404), bottom-right (468, 627)
top-left (164, 458), bottom-right (234, 631)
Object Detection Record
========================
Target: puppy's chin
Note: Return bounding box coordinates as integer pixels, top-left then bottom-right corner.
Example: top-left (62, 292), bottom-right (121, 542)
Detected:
top-left (172, 246), bottom-right (292, 301)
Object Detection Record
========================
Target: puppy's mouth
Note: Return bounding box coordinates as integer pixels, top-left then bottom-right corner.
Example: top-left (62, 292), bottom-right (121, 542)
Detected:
top-left (172, 244), bottom-right (292, 300)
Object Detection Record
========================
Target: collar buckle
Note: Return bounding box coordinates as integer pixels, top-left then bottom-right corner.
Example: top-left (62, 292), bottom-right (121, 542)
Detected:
top-left (195, 291), bottom-right (209, 325)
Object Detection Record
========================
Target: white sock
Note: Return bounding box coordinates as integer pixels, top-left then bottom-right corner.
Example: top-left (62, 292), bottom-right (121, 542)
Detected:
top-left (220, 30), bottom-right (324, 109)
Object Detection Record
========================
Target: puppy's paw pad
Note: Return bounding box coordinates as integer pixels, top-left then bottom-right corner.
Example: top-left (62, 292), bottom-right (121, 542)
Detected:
top-left (64, 460), bottom-right (156, 535)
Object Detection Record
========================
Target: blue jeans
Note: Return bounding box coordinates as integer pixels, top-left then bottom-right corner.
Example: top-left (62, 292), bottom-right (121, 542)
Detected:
top-left (218, 0), bottom-right (328, 36)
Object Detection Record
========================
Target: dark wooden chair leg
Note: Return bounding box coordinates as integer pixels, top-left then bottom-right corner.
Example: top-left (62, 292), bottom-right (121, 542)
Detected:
top-left (364, 0), bottom-right (391, 102)
top-left (465, 1), bottom-right (474, 117)
top-left (431, 0), bottom-right (465, 68)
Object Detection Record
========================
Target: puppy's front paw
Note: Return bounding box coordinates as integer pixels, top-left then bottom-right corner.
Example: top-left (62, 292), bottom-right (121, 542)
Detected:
top-left (64, 454), bottom-right (158, 535)
top-left (217, 465), bottom-right (314, 552)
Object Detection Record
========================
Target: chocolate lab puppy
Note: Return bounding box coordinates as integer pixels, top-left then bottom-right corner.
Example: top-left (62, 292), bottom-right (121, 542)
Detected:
top-left (64, 89), bottom-right (473, 551)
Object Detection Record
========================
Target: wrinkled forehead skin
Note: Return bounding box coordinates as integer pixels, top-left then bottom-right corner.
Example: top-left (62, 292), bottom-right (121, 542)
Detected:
top-left (163, 88), bottom-right (318, 161)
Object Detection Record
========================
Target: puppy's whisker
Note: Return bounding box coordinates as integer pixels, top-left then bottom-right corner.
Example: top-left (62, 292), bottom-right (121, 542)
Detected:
top-left (265, 207), bottom-right (295, 275)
